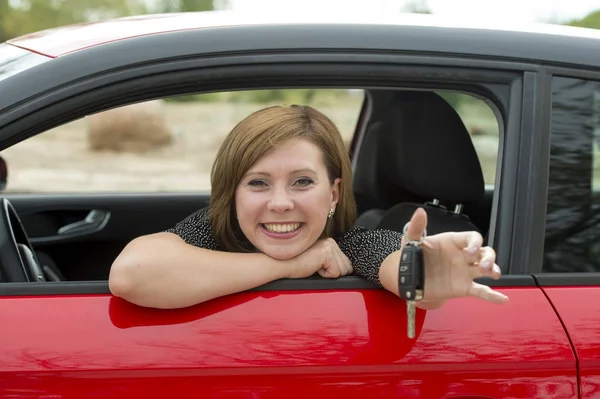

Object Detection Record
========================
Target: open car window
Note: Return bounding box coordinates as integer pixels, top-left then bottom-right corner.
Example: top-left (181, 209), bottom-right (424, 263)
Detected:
top-left (1, 89), bottom-right (365, 194)
top-left (1, 89), bottom-right (499, 194)
top-left (0, 86), bottom-right (502, 284)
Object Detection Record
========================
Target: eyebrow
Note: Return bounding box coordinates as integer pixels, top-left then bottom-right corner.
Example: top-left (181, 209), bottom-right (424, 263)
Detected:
top-left (245, 168), bottom-right (317, 177)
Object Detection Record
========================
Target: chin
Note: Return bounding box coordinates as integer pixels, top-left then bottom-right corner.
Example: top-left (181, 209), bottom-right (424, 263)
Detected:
top-left (261, 246), bottom-right (305, 261)
top-left (263, 250), bottom-right (300, 261)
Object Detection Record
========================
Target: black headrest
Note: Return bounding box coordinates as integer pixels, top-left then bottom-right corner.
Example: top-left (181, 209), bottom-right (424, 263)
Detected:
top-left (352, 91), bottom-right (421, 211)
top-left (378, 91), bottom-right (485, 204)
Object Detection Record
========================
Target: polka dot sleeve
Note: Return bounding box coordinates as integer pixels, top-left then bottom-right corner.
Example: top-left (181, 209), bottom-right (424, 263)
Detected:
top-left (336, 227), bottom-right (403, 287)
top-left (163, 207), bottom-right (220, 250)
top-left (165, 207), bottom-right (402, 288)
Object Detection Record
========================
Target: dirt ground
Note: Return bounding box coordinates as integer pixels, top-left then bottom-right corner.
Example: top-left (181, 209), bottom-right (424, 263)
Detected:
top-left (0, 100), bottom-right (499, 193)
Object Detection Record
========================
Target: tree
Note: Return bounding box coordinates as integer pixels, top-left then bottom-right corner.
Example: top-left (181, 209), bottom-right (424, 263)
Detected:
top-left (1, 0), bottom-right (144, 40)
top-left (565, 9), bottom-right (600, 29)
top-left (0, 0), bottom-right (9, 42)
top-left (150, 0), bottom-right (224, 13)
top-left (0, 0), bottom-right (225, 41)
top-left (401, 0), bottom-right (431, 14)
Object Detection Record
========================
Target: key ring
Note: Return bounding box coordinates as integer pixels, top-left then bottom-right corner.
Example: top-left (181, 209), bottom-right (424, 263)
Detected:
top-left (402, 222), bottom-right (427, 247)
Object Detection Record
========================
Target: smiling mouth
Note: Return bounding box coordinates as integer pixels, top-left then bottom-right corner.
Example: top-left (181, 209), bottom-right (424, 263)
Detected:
top-left (262, 223), bottom-right (303, 233)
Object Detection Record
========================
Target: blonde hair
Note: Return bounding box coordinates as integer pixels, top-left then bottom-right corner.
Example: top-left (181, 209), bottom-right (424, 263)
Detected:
top-left (209, 104), bottom-right (357, 252)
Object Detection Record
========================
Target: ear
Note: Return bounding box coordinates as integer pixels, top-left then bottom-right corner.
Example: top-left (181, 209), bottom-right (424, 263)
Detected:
top-left (330, 177), bottom-right (341, 208)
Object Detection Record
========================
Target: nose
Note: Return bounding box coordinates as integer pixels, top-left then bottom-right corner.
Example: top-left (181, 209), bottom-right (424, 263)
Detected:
top-left (267, 185), bottom-right (294, 213)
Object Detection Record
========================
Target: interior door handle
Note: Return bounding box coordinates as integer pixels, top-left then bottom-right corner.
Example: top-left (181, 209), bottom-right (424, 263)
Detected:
top-left (57, 209), bottom-right (110, 236)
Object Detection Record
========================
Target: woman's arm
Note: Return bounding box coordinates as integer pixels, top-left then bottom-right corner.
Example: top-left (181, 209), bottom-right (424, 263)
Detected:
top-left (108, 232), bottom-right (290, 309)
top-left (336, 226), bottom-right (445, 308)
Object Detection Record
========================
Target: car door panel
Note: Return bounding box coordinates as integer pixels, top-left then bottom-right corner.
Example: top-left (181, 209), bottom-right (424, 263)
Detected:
top-left (537, 284), bottom-right (600, 399)
top-left (5, 193), bottom-right (209, 280)
top-left (0, 278), bottom-right (576, 398)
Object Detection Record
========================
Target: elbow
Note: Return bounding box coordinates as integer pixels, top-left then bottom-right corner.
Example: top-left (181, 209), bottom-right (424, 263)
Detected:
top-left (108, 256), bottom-right (136, 300)
top-left (108, 237), bottom-right (149, 301)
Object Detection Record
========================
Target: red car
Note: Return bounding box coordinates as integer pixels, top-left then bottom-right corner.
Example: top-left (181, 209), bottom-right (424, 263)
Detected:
top-left (0, 11), bottom-right (599, 398)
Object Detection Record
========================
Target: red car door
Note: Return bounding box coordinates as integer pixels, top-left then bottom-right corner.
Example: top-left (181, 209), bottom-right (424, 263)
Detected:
top-left (539, 74), bottom-right (600, 399)
top-left (0, 277), bottom-right (576, 399)
top-left (539, 282), bottom-right (599, 399)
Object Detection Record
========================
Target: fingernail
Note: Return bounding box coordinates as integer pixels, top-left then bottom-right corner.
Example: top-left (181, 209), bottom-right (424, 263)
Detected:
top-left (481, 260), bottom-right (491, 269)
top-left (493, 265), bottom-right (501, 274)
top-left (465, 246), bottom-right (477, 255)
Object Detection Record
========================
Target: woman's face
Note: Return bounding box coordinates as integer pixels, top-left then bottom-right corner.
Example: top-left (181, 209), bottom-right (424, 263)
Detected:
top-left (235, 138), bottom-right (340, 260)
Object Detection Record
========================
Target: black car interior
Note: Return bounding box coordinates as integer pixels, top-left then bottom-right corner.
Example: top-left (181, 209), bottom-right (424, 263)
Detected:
top-left (352, 90), bottom-right (486, 236)
top-left (0, 87), bottom-right (498, 283)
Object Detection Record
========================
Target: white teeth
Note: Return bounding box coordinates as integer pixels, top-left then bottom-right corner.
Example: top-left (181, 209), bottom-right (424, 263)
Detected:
top-left (263, 223), bottom-right (301, 233)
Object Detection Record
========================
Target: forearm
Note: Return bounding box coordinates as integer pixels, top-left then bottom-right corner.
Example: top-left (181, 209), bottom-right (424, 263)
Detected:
top-left (379, 249), bottom-right (446, 310)
top-left (109, 232), bottom-right (288, 309)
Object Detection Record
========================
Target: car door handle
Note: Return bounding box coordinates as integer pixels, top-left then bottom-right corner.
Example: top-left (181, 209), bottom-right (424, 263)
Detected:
top-left (57, 209), bottom-right (110, 236)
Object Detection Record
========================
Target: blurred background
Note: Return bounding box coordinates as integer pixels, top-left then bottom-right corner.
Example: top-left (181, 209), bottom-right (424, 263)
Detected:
top-left (1, 1), bottom-right (599, 193)
top-left (3, 0), bottom-right (600, 42)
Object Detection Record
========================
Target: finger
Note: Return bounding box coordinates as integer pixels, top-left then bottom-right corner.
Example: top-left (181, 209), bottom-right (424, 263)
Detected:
top-left (467, 281), bottom-right (509, 304)
top-left (317, 262), bottom-right (337, 278)
top-left (469, 262), bottom-right (502, 281)
top-left (317, 268), bottom-right (327, 278)
top-left (405, 207), bottom-right (428, 242)
top-left (341, 252), bottom-right (354, 275)
top-left (339, 252), bottom-right (353, 276)
top-left (478, 246), bottom-right (496, 270)
top-left (328, 249), bottom-right (344, 277)
top-left (462, 231), bottom-right (484, 257)
top-left (332, 249), bottom-right (350, 278)
top-left (337, 251), bottom-right (351, 277)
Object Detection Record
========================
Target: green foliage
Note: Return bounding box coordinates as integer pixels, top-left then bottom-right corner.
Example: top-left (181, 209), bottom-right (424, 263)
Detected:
top-left (566, 10), bottom-right (600, 29)
top-left (437, 91), bottom-right (463, 108)
top-left (155, 0), bottom-right (221, 13)
top-left (401, 0), bottom-right (431, 14)
top-left (2, 0), bottom-right (144, 39)
top-left (0, 0), bottom-right (221, 41)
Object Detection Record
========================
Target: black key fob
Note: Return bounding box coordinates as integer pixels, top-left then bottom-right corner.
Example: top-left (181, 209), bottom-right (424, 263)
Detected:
top-left (398, 243), bottom-right (424, 301)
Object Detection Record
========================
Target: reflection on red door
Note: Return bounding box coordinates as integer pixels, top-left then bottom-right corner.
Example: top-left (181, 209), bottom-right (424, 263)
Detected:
top-left (0, 286), bottom-right (576, 398)
top-left (541, 286), bottom-right (600, 399)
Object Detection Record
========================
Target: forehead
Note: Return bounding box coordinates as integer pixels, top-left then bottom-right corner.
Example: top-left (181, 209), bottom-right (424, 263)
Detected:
top-left (250, 138), bottom-right (325, 170)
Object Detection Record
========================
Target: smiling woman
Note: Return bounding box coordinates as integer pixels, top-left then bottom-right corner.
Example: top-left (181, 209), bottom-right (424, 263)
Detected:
top-left (211, 105), bottom-right (354, 257)
top-left (108, 104), bottom-right (509, 311)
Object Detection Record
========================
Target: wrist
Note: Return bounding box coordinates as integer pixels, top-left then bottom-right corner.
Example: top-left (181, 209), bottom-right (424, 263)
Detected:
top-left (259, 252), bottom-right (291, 280)
top-left (415, 299), bottom-right (447, 310)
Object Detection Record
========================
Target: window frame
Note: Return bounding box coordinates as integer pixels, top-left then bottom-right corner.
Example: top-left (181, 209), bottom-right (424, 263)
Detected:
top-left (0, 50), bottom-right (529, 295)
top-left (536, 66), bottom-right (600, 284)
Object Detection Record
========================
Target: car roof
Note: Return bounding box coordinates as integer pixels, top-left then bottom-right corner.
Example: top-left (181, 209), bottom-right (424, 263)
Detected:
top-left (7, 10), bottom-right (600, 58)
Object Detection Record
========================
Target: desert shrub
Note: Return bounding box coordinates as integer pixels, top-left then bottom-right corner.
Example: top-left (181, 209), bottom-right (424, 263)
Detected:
top-left (86, 100), bottom-right (174, 153)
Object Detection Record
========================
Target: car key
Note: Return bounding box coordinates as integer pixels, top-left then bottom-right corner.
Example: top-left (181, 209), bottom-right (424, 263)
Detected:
top-left (399, 224), bottom-right (426, 339)
top-left (398, 243), bottom-right (424, 338)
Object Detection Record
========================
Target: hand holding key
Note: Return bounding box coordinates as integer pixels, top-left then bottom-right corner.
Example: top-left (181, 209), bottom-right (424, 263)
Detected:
top-left (399, 207), bottom-right (509, 308)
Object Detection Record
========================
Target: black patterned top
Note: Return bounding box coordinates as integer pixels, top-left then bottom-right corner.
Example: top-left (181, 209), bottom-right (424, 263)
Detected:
top-left (165, 207), bottom-right (403, 287)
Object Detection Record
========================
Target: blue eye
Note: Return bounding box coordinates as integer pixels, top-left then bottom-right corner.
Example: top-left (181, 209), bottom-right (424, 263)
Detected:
top-left (248, 180), bottom-right (267, 187)
top-left (295, 178), bottom-right (314, 187)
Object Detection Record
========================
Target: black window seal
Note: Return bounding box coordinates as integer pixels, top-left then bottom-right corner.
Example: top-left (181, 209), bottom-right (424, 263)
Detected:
top-left (508, 69), bottom-right (553, 274)
top-left (0, 275), bottom-right (536, 296)
top-left (0, 59), bottom-right (523, 295)
top-left (534, 273), bottom-right (600, 286)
